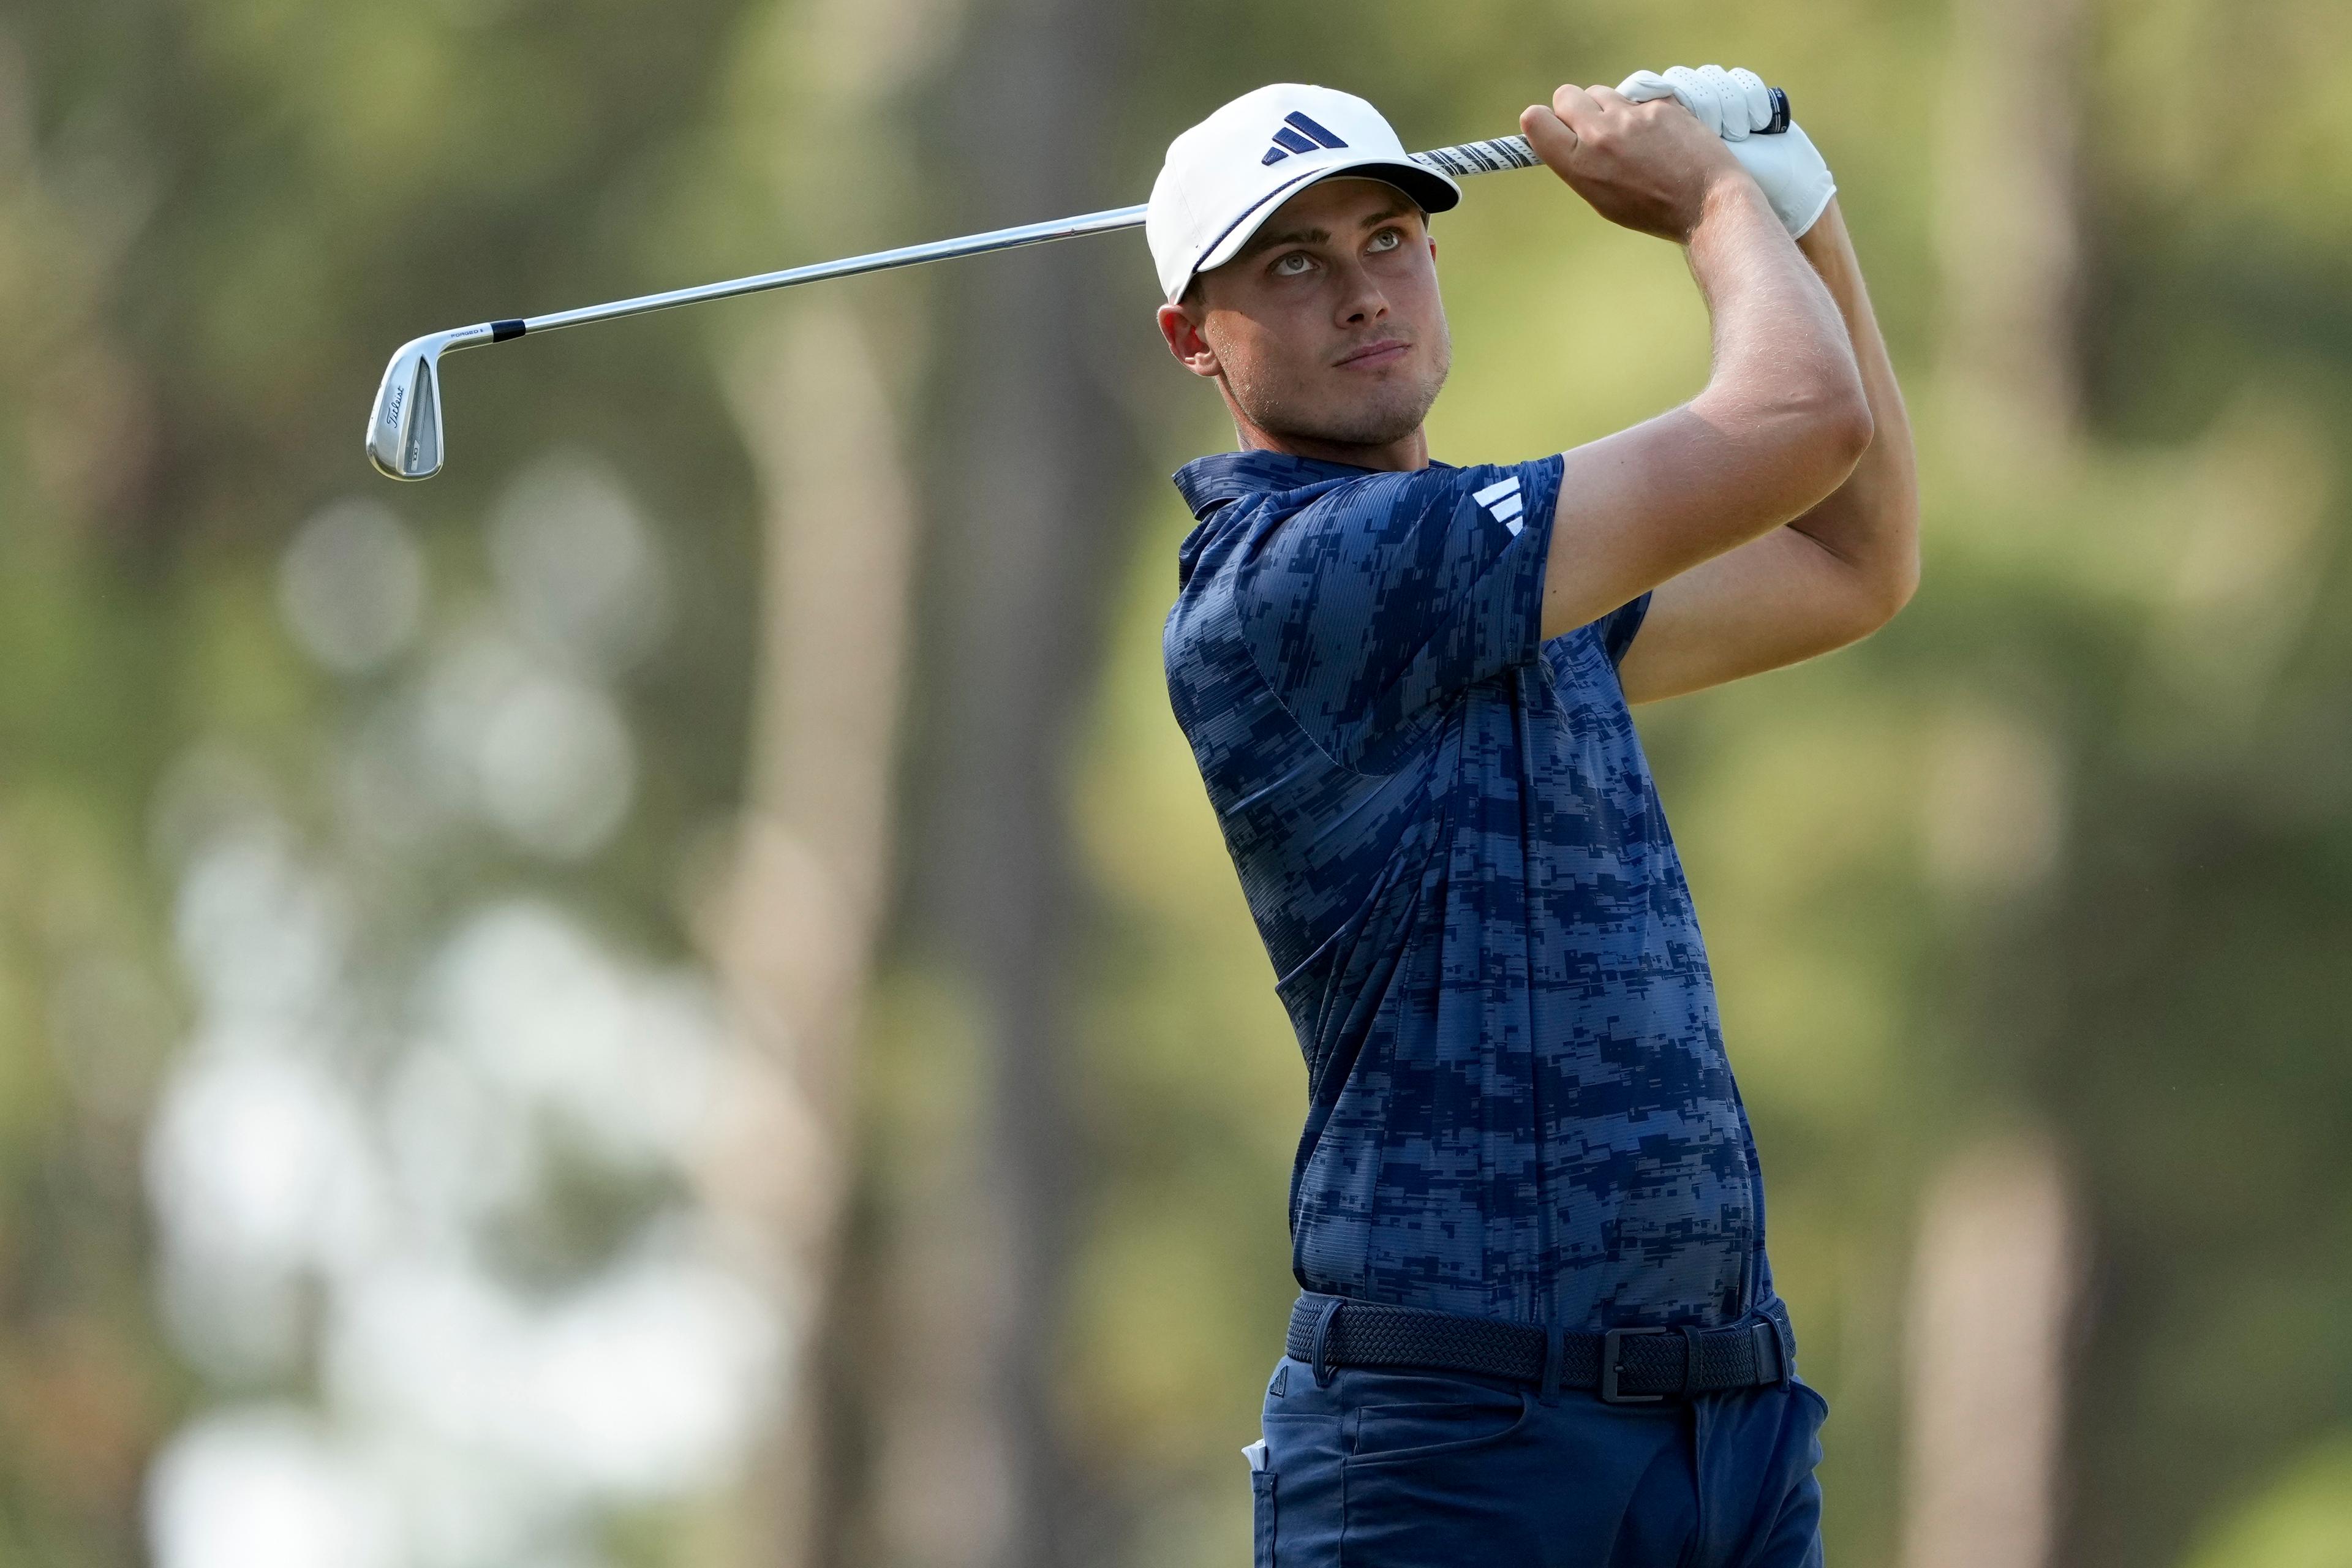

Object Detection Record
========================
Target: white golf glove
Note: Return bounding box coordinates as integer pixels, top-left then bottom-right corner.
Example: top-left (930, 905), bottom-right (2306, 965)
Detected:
top-left (1616, 64), bottom-right (1836, 238)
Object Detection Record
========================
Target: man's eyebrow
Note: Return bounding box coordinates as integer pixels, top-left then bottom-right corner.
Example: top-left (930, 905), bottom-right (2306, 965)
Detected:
top-left (1236, 200), bottom-right (1419, 262)
top-left (1236, 224), bottom-right (1329, 261)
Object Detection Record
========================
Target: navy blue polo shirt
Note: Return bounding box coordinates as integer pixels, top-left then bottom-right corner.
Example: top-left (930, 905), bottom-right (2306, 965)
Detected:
top-left (1163, 448), bottom-right (1774, 1330)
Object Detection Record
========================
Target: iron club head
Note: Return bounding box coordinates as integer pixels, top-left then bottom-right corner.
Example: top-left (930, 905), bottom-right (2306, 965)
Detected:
top-left (366, 326), bottom-right (494, 480)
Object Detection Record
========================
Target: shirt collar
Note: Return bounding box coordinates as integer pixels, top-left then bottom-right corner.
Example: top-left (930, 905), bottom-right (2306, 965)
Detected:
top-left (1171, 448), bottom-right (1451, 521)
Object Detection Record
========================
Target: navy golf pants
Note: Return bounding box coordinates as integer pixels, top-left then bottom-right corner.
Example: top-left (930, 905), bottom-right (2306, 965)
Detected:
top-left (1248, 1351), bottom-right (1829, 1567)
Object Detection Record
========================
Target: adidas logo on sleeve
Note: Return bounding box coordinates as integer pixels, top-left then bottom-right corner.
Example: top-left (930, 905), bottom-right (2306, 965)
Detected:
top-left (1474, 474), bottom-right (1526, 535)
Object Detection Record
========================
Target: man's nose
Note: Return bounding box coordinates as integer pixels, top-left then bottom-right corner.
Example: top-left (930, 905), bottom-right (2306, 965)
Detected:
top-left (1335, 260), bottom-right (1390, 326)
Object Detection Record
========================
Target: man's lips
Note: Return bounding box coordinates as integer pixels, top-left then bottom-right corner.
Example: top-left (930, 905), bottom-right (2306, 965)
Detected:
top-left (1333, 339), bottom-right (1410, 370)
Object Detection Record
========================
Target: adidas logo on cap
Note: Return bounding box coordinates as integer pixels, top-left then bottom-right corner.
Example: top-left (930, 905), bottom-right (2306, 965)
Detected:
top-left (1262, 110), bottom-right (1350, 165)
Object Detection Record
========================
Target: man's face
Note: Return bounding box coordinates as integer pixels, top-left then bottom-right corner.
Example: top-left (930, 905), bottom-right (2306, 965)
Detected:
top-left (1158, 177), bottom-right (1451, 451)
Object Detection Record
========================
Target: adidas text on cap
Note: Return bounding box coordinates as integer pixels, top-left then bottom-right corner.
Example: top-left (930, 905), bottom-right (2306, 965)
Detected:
top-left (1146, 84), bottom-right (1462, 306)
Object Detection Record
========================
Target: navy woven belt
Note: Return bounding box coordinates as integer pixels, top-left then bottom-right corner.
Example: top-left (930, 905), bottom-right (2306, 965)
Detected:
top-left (1284, 1292), bottom-right (1793, 1404)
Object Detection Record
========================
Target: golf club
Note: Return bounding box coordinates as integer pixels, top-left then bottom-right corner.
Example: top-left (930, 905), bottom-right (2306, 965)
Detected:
top-left (365, 91), bottom-right (1791, 481)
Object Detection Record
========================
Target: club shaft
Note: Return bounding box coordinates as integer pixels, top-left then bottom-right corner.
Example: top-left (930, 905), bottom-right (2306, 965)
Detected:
top-left (513, 202), bottom-right (1154, 339)
top-left (477, 134), bottom-right (1550, 348)
top-left (443, 84), bottom-right (1786, 352)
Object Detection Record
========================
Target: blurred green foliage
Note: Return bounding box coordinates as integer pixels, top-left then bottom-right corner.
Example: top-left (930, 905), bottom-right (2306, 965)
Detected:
top-left (2, 0), bottom-right (2350, 1564)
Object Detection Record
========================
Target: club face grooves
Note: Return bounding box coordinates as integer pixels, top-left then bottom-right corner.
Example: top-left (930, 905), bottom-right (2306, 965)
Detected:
top-left (404, 356), bottom-right (439, 476)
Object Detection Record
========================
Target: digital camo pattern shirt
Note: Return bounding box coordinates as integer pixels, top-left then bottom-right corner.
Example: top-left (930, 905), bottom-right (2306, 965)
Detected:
top-left (1165, 448), bottom-right (1774, 1330)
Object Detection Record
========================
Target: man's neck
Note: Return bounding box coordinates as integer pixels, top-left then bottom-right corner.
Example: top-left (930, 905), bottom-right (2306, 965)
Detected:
top-left (1232, 418), bottom-right (1428, 473)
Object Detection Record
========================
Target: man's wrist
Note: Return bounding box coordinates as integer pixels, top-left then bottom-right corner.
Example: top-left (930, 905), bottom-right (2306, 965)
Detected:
top-left (1687, 168), bottom-right (1774, 244)
top-left (1793, 196), bottom-right (1847, 262)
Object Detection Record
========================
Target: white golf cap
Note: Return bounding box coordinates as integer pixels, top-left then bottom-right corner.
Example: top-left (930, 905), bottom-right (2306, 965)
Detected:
top-left (1146, 83), bottom-right (1461, 306)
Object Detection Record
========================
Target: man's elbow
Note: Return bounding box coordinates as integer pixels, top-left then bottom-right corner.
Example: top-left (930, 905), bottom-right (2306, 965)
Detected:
top-left (1848, 507), bottom-right (1921, 636)
top-left (1809, 547), bottom-right (1917, 655)
top-left (1880, 528), bottom-right (1921, 619)
top-left (1809, 379), bottom-right (1875, 485)
top-left (1762, 376), bottom-right (1872, 511)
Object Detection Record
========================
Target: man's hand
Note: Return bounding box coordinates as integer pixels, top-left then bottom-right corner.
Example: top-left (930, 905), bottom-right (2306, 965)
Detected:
top-left (1518, 84), bottom-right (1752, 243)
top-left (1618, 65), bottom-right (1838, 238)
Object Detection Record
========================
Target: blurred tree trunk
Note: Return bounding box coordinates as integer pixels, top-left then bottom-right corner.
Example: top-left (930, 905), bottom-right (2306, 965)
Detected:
top-left (1906, 3), bottom-right (2089, 1562)
top-left (1933, 0), bottom-right (2084, 445)
top-left (681, 0), bottom-right (952, 1559)
top-left (698, 293), bottom-right (919, 1566)
top-left (1900, 1133), bottom-right (2081, 1568)
top-left (873, 1), bottom-right (1144, 1564)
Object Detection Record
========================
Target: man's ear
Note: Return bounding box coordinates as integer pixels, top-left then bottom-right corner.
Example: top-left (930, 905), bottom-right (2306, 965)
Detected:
top-left (1156, 301), bottom-right (1223, 379)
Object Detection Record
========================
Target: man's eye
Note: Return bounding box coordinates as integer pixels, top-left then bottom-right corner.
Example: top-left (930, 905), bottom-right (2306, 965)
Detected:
top-left (1272, 252), bottom-right (1314, 276)
top-left (1368, 228), bottom-right (1402, 252)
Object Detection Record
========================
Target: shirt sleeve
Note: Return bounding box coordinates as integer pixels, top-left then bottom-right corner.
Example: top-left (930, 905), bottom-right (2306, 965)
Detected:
top-left (1232, 454), bottom-right (1561, 768)
top-left (1597, 590), bottom-right (1652, 668)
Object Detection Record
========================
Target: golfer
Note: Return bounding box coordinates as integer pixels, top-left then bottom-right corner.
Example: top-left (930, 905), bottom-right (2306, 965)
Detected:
top-left (1148, 67), bottom-right (1915, 1566)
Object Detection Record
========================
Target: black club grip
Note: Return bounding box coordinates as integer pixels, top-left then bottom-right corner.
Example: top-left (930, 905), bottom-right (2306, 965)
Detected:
top-left (1407, 86), bottom-right (1792, 181)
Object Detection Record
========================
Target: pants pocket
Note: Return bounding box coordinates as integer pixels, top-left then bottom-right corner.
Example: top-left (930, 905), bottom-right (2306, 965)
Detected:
top-left (1348, 1389), bottom-right (1531, 1467)
top-left (1251, 1468), bottom-right (1278, 1567)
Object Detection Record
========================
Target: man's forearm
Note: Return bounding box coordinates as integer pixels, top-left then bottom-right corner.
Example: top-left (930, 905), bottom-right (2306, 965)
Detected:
top-left (1684, 176), bottom-right (1874, 519)
top-left (1527, 91), bottom-right (1874, 641)
top-left (1785, 201), bottom-right (1919, 609)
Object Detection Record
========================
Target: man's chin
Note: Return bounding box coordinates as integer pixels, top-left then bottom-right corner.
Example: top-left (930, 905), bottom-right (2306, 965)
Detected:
top-left (1275, 386), bottom-right (1439, 450)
